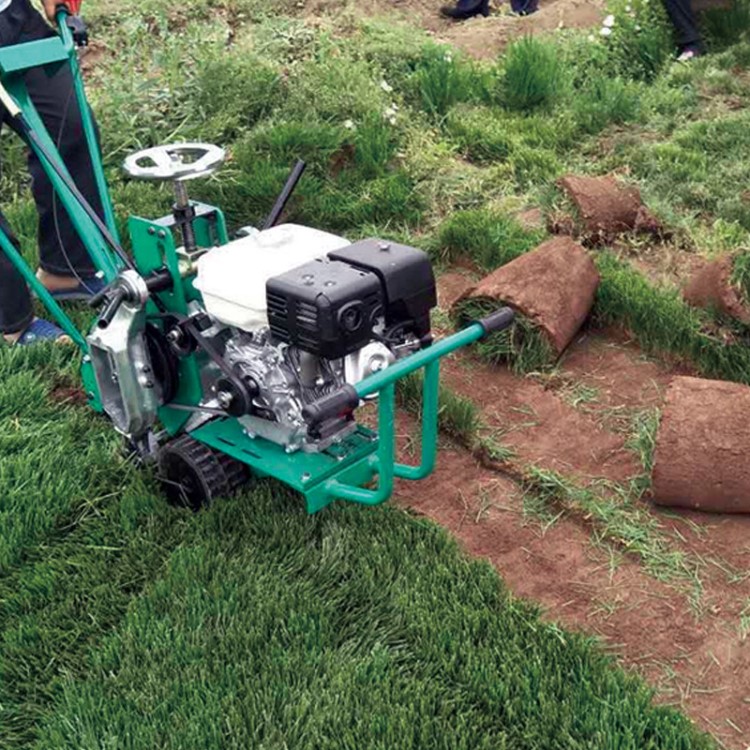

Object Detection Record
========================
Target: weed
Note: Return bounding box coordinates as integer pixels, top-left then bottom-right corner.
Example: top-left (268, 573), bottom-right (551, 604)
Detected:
top-left (397, 371), bottom-right (480, 446)
top-left (500, 36), bottom-right (562, 113)
top-left (594, 251), bottom-right (750, 384)
top-left (739, 598), bottom-right (750, 640)
top-left (411, 44), bottom-right (488, 119)
top-left (730, 250), bottom-right (750, 305)
top-left (572, 74), bottom-right (642, 135)
top-left (701, 0), bottom-right (750, 50)
top-left (628, 408), bottom-right (661, 476)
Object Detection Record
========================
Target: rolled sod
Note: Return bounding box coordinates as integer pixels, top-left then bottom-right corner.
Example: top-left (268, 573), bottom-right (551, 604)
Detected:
top-left (558, 174), bottom-right (661, 243)
top-left (653, 376), bottom-right (750, 513)
top-left (453, 237), bottom-right (599, 371)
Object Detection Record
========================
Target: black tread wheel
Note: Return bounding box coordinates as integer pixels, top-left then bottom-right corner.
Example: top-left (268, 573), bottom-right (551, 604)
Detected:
top-left (159, 434), bottom-right (250, 511)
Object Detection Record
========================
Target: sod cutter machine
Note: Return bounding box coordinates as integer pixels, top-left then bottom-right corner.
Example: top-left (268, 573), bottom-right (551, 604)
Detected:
top-left (0, 9), bottom-right (515, 512)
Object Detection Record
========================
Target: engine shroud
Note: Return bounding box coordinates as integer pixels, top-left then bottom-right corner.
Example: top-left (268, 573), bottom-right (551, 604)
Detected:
top-left (266, 239), bottom-right (437, 360)
top-left (266, 258), bottom-right (385, 361)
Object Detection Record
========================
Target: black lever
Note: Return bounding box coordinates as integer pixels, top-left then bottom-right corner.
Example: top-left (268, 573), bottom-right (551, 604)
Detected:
top-left (263, 160), bottom-right (306, 230)
top-left (97, 288), bottom-right (127, 329)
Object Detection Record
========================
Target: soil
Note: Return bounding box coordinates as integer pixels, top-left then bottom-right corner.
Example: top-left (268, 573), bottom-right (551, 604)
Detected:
top-left (654, 376), bottom-right (750, 513)
top-left (348, 0), bottom-right (606, 59)
top-left (388, 270), bottom-right (750, 748)
top-left (394, 408), bottom-right (750, 749)
top-left (49, 381), bottom-right (88, 406)
top-left (616, 238), bottom-right (705, 289)
top-left (683, 254), bottom-right (750, 325)
top-left (456, 236), bottom-right (600, 355)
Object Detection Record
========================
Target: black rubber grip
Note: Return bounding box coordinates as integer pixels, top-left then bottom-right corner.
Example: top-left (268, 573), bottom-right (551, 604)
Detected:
top-left (477, 307), bottom-right (515, 337)
top-left (302, 385), bottom-right (360, 426)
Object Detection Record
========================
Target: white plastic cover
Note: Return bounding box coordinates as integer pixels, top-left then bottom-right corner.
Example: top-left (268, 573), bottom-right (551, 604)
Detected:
top-left (194, 224), bottom-right (350, 331)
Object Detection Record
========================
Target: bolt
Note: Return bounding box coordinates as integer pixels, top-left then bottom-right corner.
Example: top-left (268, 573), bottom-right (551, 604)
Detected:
top-left (379, 242), bottom-right (391, 252)
top-left (82, 355), bottom-right (91, 363)
top-left (167, 329), bottom-right (181, 343)
top-left (87, 391), bottom-right (95, 400)
top-left (148, 227), bottom-right (156, 235)
top-left (158, 230), bottom-right (167, 239)
top-left (142, 365), bottom-right (152, 374)
top-left (301, 472), bottom-right (311, 483)
top-left (144, 380), bottom-right (154, 389)
top-left (217, 391), bottom-right (233, 409)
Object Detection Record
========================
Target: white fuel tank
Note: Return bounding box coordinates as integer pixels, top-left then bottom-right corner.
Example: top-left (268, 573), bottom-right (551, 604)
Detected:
top-left (194, 224), bottom-right (350, 331)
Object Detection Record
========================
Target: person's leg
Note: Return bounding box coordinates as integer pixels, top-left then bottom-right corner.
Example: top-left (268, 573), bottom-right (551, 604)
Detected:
top-left (510, 0), bottom-right (538, 14)
top-left (440, 0), bottom-right (490, 20)
top-left (662, 0), bottom-right (702, 52)
top-left (0, 212), bottom-right (34, 338)
top-left (0, 0), bottom-right (36, 337)
top-left (19, 4), bottom-right (105, 290)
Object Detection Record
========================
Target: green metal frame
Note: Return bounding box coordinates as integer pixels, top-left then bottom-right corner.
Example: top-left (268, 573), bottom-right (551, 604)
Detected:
top-left (0, 18), bottom-right (493, 514)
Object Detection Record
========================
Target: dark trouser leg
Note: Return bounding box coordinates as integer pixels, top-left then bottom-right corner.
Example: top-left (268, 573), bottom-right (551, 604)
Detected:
top-left (662, 0), bottom-right (702, 48)
top-left (0, 213), bottom-right (33, 334)
top-left (511, 0), bottom-right (538, 13)
top-left (20, 8), bottom-right (104, 277)
top-left (0, 0), bottom-right (104, 333)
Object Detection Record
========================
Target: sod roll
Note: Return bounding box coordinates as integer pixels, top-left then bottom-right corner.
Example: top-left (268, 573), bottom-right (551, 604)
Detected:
top-left (558, 174), bottom-right (661, 242)
top-left (455, 236), bottom-right (600, 355)
top-left (653, 376), bottom-right (750, 513)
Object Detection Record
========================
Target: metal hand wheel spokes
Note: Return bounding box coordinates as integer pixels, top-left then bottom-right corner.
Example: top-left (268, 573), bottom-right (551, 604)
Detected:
top-left (123, 143), bottom-right (225, 182)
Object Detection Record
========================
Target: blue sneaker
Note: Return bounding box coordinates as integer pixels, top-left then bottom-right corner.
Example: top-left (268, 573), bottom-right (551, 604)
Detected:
top-left (15, 318), bottom-right (69, 346)
top-left (48, 275), bottom-right (107, 302)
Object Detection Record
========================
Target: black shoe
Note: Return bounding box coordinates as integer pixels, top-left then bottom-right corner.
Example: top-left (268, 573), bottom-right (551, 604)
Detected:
top-left (440, 0), bottom-right (490, 20)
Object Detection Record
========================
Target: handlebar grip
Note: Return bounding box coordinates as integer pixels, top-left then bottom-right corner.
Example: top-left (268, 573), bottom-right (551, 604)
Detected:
top-left (97, 288), bottom-right (126, 330)
top-left (302, 385), bottom-right (360, 427)
top-left (476, 307), bottom-right (515, 338)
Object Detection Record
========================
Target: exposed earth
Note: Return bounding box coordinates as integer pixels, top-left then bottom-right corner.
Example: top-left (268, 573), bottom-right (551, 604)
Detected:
top-left (341, 0), bottom-right (606, 58)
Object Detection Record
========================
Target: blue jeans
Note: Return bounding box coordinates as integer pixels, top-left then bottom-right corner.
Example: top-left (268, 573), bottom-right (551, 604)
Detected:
top-left (0, 0), bottom-right (103, 333)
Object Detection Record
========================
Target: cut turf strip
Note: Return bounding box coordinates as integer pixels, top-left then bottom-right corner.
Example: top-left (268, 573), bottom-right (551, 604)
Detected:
top-left (453, 237), bottom-right (599, 372)
top-left (653, 376), bottom-right (750, 513)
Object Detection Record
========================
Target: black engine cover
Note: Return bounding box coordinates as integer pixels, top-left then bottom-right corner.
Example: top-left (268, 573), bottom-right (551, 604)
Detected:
top-left (266, 258), bottom-right (384, 360)
top-left (266, 238), bottom-right (437, 361)
top-left (329, 239), bottom-right (436, 340)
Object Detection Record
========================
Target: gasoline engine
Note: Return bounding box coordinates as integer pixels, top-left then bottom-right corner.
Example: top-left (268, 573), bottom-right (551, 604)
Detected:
top-left (87, 219), bottom-right (437, 455)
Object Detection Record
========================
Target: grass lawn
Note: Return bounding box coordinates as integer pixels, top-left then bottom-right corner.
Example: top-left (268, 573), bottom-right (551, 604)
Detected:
top-left (4, 0), bottom-right (750, 745)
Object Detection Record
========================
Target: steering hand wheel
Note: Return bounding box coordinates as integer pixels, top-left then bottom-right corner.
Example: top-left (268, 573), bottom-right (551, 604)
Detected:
top-left (123, 143), bottom-right (225, 182)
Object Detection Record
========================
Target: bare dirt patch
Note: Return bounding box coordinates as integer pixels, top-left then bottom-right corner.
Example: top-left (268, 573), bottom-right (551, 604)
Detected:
top-left (393, 407), bottom-right (750, 749)
top-left (333, 0), bottom-right (605, 59)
